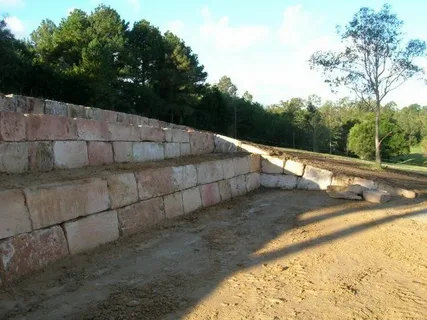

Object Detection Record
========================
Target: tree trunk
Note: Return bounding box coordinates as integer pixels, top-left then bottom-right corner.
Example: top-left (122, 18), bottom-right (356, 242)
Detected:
top-left (375, 105), bottom-right (381, 166)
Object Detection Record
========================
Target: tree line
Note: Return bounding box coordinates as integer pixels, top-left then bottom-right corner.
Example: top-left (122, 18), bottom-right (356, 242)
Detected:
top-left (1, 5), bottom-right (426, 164)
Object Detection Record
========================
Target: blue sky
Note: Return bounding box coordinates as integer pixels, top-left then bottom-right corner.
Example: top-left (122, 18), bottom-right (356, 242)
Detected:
top-left (2, 0), bottom-right (427, 107)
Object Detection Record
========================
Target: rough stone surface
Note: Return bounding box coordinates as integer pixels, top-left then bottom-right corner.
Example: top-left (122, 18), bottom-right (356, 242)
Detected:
top-left (0, 190), bottom-right (32, 240)
top-left (277, 175), bottom-right (298, 189)
top-left (116, 112), bottom-right (131, 125)
top-left (100, 109), bottom-right (117, 123)
top-left (75, 119), bottom-right (111, 141)
top-left (27, 114), bottom-right (77, 141)
top-left (180, 143), bottom-right (191, 156)
top-left (297, 165), bottom-right (333, 190)
top-left (165, 129), bottom-right (190, 143)
top-left (0, 94), bottom-right (15, 112)
top-left (378, 183), bottom-right (417, 199)
top-left (0, 142), bottom-right (28, 173)
top-left (347, 184), bottom-right (368, 195)
top-left (353, 177), bottom-right (378, 190)
top-left (87, 141), bottom-right (114, 166)
top-left (239, 143), bottom-right (269, 155)
top-left (197, 160), bottom-right (224, 184)
top-left (222, 158), bottom-right (236, 179)
top-left (108, 123), bottom-right (140, 141)
top-left (214, 134), bottom-right (240, 153)
top-left (135, 167), bottom-right (174, 200)
top-left (248, 154), bottom-right (261, 173)
top-left (326, 185), bottom-right (363, 200)
top-left (260, 174), bottom-right (280, 188)
top-left (3, 95), bottom-right (44, 114)
top-left (24, 178), bottom-right (110, 229)
top-left (172, 165), bottom-right (197, 191)
top-left (118, 197), bottom-right (165, 236)
top-left (0, 226), bottom-right (68, 281)
top-left (113, 142), bottom-right (133, 163)
top-left (148, 119), bottom-right (160, 128)
top-left (28, 141), bottom-right (53, 172)
top-left (363, 190), bottom-right (391, 204)
top-left (332, 175), bottom-right (355, 186)
top-left (229, 175), bottom-right (247, 197)
top-left (63, 210), bottom-right (119, 254)
top-left (261, 156), bottom-right (284, 174)
top-left (140, 126), bottom-right (165, 142)
top-left (246, 172), bottom-right (261, 192)
top-left (53, 141), bottom-right (89, 169)
top-left (107, 173), bottom-right (138, 209)
top-left (165, 143), bottom-right (181, 159)
top-left (45, 100), bottom-right (68, 116)
top-left (218, 180), bottom-right (232, 201)
top-left (67, 103), bottom-right (86, 119)
top-left (189, 131), bottom-right (215, 155)
top-left (0, 112), bottom-right (27, 141)
top-left (200, 183), bottom-right (221, 207)
top-left (233, 156), bottom-right (250, 176)
top-left (283, 160), bottom-right (305, 176)
top-left (163, 192), bottom-right (184, 219)
top-left (182, 187), bottom-right (202, 214)
top-left (133, 142), bottom-right (164, 162)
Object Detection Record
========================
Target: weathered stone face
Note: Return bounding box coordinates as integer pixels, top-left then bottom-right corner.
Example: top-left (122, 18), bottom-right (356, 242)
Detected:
top-left (28, 141), bottom-right (54, 172)
top-left (113, 141), bottom-right (133, 163)
top-left (283, 160), bottom-right (305, 176)
top-left (200, 182), bottom-right (221, 207)
top-left (88, 141), bottom-right (114, 166)
top-left (197, 160), bottom-right (224, 184)
top-left (182, 186), bottom-right (202, 213)
top-left (297, 166), bottom-right (333, 190)
top-left (107, 173), bottom-right (139, 209)
top-left (53, 141), bottom-right (88, 169)
top-left (363, 190), bottom-right (391, 203)
top-left (0, 112), bottom-right (27, 141)
top-left (326, 185), bottom-right (363, 200)
top-left (261, 156), bottom-right (284, 174)
top-left (133, 142), bottom-right (165, 162)
top-left (163, 192), bottom-right (184, 219)
top-left (0, 190), bottom-right (32, 240)
top-left (246, 172), bottom-right (261, 192)
top-left (135, 167), bottom-right (175, 200)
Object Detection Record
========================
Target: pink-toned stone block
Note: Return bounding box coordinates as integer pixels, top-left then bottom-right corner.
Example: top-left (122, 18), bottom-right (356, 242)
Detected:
top-left (233, 156), bottom-right (250, 175)
top-left (118, 197), bottom-right (165, 236)
top-left (200, 182), bottom-right (221, 207)
top-left (108, 123), bottom-right (140, 141)
top-left (189, 131), bottom-right (215, 155)
top-left (0, 189), bottom-right (32, 240)
top-left (135, 167), bottom-right (175, 200)
top-left (0, 142), bottom-right (28, 173)
top-left (0, 112), bottom-right (27, 141)
top-left (113, 141), bottom-right (133, 163)
top-left (24, 178), bottom-right (110, 229)
top-left (107, 173), bottom-right (138, 209)
top-left (63, 210), bottom-right (119, 254)
top-left (75, 118), bottom-right (111, 141)
top-left (27, 114), bottom-right (77, 140)
top-left (139, 125), bottom-right (165, 142)
top-left (0, 226), bottom-right (69, 281)
top-left (28, 141), bottom-right (53, 172)
top-left (53, 141), bottom-right (88, 169)
top-left (197, 160), bottom-right (224, 184)
top-left (163, 192), bottom-right (184, 219)
top-left (249, 154), bottom-right (261, 172)
top-left (88, 141), bottom-right (113, 166)
top-left (182, 186), bottom-right (202, 214)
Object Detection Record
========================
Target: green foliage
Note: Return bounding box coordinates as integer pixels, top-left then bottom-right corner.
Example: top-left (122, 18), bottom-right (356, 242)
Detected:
top-left (421, 137), bottom-right (427, 157)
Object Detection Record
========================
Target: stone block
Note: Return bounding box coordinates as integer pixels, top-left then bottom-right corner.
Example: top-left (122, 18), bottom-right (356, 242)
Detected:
top-left (277, 175), bottom-right (298, 189)
top-left (283, 160), bottom-right (305, 176)
top-left (331, 175), bottom-right (354, 186)
top-left (118, 197), bottom-right (165, 236)
top-left (117, 112), bottom-right (131, 125)
top-left (218, 180), bottom-right (232, 201)
top-left (189, 131), bottom-right (215, 155)
top-left (148, 118), bottom-right (160, 128)
top-left (113, 141), bottom-right (133, 163)
top-left (0, 94), bottom-right (14, 112)
top-left (326, 185), bottom-right (363, 200)
top-left (140, 126), bottom-right (165, 142)
top-left (2, 94), bottom-right (44, 114)
top-left (107, 173), bottom-right (138, 209)
top-left (138, 116), bottom-right (149, 126)
top-left (0, 112), bottom-right (27, 141)
top-left (239, 143), bottom-right (269, 155)
top-left (45, 100), bottom-right (68, 116)
top-left (197, 160), bottom-right (224, 184)
top-left (246, 172), bottom-right (261, 192)
top-left (0, 142), bottom-right (28, 173)
top-left (165, 143), bottom-right (181, 159)
top-left (135, 167), bottom-right (174, 200)
top-left (26, 114), bottom-right (77, 140)
top-left (248, 154), bottom-right (261, 172)
top-left (180, 143), bottom-right (191, 156)
top-left (0, 190), bottom-right (32, 240)
top-left (377, 183), bottom-right (417, 199)
top-left (0, 226), bottom-right (68, 281)
top-left (75, 118), bottom-right (111, 141)
top-left (24, 178), bottom-right (110, 229)
top-left (297, 165), bottom-right (333, 190)
top-left (222, 158), bottom-right (236, 179)
top-left (261, 156), bottom-right (284, 174)
top-left (100, 109), bottom-right (117, 123)
top-left (182, 186), bottom-right (202, 214)
top-left (164, 129), bottom-right (189, 143)
top-left (229, 175), bottom-right (247, 197)
top-left (260, 174), bottom-right (281, 188)
top-left (200, 182), bottom-right (221, 207)
top-left (363, 190), bottom-right (391, 204)
top-left (163, 192), bottom-right (184, 219)
top-left (67, 103), bottom-right (86, 118)
top-left (53, 141), bottom-right (89, 169)
top-left (28, 141), bottom-right (54, 172)
top-left (172, 164), bottom-right (197, 191)
top-left (353, 177), bottom-right (378, 190)
top-left (88, 141), bottom-right (113, 166)
top-left (214, 134), bottom-right (240, 153)
top-left (63, 210), bottom-right (119, 254)
top-left (133, 142), bottom-right (165, 162)
top-left (85, 107), bottom-right (102, 121)
top-left (234, 156), bottom-right (250, 175)
top-left (109, 123), bottom-right (140, 141)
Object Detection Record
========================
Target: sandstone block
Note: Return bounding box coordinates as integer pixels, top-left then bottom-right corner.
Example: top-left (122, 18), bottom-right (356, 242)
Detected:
top-left (261, 156), bottom-right (284, 174)
top-left (353, 177), bottom-right (377, 190)
top-left (246, 172), bottom-right (261, 192)
top-left (45, 100), bottom-right (68, 116)
top-left (67, 103), bottom-right (86, 118)
top-left (63, 210), bottom-right (119, 254)
top-left (163, 192), bottom-right (184, 219)
top-left (100, 109), bottom-right (117, 123)
top-left (283, 160), bottom-right (305, 176)
top-left (189, 131), bottom-right (214, 155)
top-left (363, 190), bottom-right (391, 204)
top-left (24, 178), bottom-right (110, 229)
top-left (148, 118), bottom-right (160, 128)
top-left (27, 114), bottom-right (77, 140)
top-left (214, 134), bottom-right (240, 153)
top-left (229, 175), bottom-right (247, 197)
top-left (0, 112), bottom-right (27, 141)
top-left (0, 226), bottom-right (68, 281)
top-left (53, 141), bottom-right (88, 169)
top-left (133, 142), bottom-right (164, 162)
top-left (277, 175), bottom-right (299, 189)
top-left (135, 167), bottom-right (174, 200)
top-left (2, 94), bottom-right (44, 114)
top-left (197, 160), bottom-right (224, 184)
top-left (182, 186), bottom-right (202, 214)
top-left (326, 185), bottom-right (363, 200)
top-left (109, 123), bottom-right (140, 141)
top-left (297, 165), bottom-right (332, 190)
top-left (107, 173), bottom-right (138, 209)
top-left (172, 165), bottom-right (197, 191)
top-left (165, 129), bottom-right (190, 143)
top-left (0, 94), bottom-right (15, 112)
top-left (118, 197), bottom-right (165, 236)
top-left (222, 158), bottom-right (236, 179)
top-left (113, 141), bottom-right (133, 163)
top-left (218, 180), bottom-right (232, 201)
top-left (140, 126), bottom-right (165, 142)
top-left (239, 143), bottom-right (269, 155)
top-left (233, 156), bottom-right (250, 175)
top-left (180, 143), bottom-right (191, 156)
top-left (88, 141), bottom-right (113, 166)
top-left (377, 183), bottom-right (417, 199)
top-left (0, 142), bottom-right (28, 173)
top-left (200, 182), bottom-right (221, 207)
top-left (28, 141), bottom-right (53, 172)
top-left (0, 190), bottom-right (32, 240)
top-left (248, 154), bottom-right (261, 172)
top-left (85, 107), bottom-right (102, 121)
top-left (75, 118), bottom-right (111, 141)
top-left (260, 174), bottom-right (280, 188)
top-left (165, 143), bottom-right (181, 159)
top-left (331, 175), bottom-right (354, 186)
top-left (117, 112), bottom-right (131, 125)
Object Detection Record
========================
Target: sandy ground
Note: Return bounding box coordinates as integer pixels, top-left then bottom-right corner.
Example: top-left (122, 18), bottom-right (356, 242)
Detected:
top-left (1, 189), bottom-right (427, 320)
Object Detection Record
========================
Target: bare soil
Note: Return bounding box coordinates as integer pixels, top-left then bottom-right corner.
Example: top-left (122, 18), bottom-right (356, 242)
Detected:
top-left (1, 189), bottom-right (427, 320)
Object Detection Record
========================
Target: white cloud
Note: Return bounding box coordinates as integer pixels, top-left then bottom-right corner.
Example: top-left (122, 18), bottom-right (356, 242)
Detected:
top-left (127, 0), bottom-right (140, 12)
top-left (5, 16), bottom-right (25, 38)
top-left (199, 6), bottom-right (270, 52)
top-left (166, 20), bottom-right (184, 36)
top-left (0, 0), bottom-right (24, 7)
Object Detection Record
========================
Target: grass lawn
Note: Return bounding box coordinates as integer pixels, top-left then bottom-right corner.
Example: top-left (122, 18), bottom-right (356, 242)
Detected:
top-left (389, 146), bottom-right (427, 167)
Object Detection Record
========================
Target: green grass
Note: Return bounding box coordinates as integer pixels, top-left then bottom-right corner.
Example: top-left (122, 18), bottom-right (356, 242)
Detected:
top-left (389, 146), bottom-right (427, 166)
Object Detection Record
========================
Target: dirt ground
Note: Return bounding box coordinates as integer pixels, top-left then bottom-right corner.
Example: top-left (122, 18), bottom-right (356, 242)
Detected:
top-left (1, 189), bottom-right (427, 320)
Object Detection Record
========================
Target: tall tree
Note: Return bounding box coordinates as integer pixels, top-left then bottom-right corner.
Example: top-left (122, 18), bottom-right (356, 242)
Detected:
top-left (310, 4), bottom-right (426, 166)
top-left (217, 76), bottom-right (237, 97)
